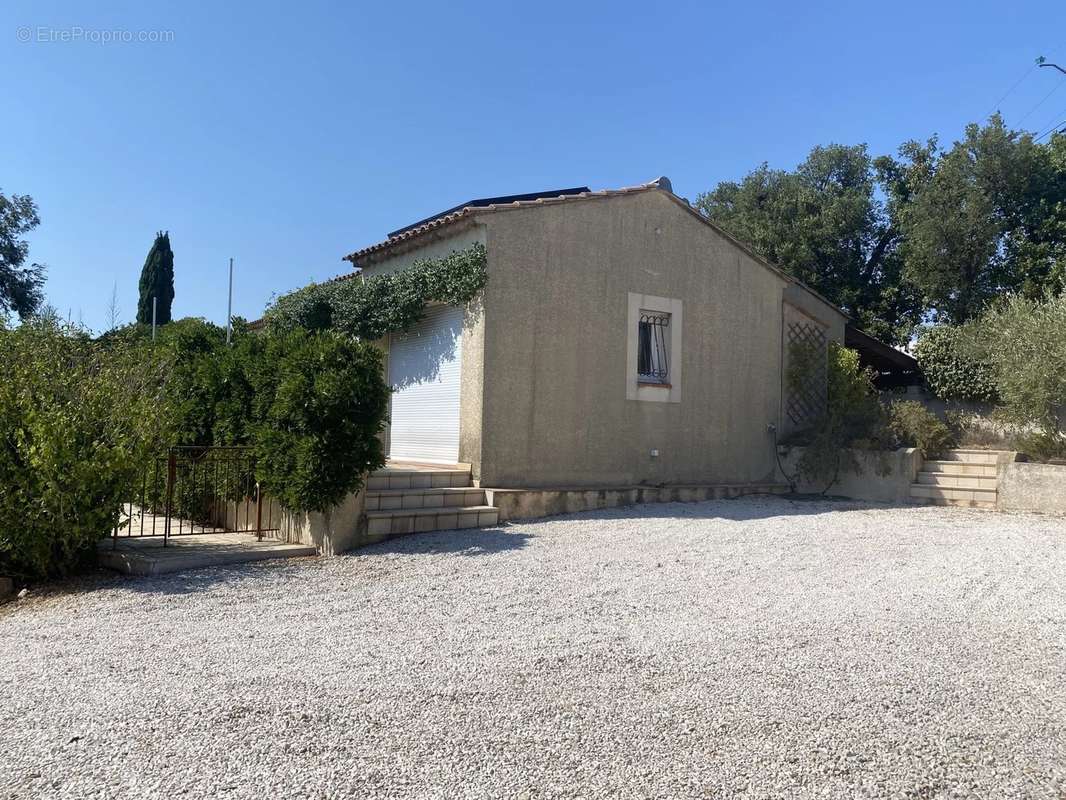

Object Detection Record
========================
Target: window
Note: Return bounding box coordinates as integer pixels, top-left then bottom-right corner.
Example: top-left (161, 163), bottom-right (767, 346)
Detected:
top-left (637, 313), bottom-right (670, 384)
top-left (626, 293), bottom-right (682, 403)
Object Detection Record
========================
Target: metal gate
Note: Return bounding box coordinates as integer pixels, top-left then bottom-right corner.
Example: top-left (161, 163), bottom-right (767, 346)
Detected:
top-left (111, 446), bottom-right (279, 548)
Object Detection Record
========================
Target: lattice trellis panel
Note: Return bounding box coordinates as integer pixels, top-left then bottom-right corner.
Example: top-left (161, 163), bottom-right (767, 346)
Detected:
top-left (786, 321), bottom-right (828, 426)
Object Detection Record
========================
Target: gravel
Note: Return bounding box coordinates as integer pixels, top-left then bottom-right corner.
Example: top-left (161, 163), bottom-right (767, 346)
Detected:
top-left (2, 496), bottom-right (1065, 799)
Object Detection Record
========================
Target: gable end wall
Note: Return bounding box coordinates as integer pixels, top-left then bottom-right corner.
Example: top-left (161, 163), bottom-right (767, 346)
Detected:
top-left (477, 189), bottom-right (844, 487)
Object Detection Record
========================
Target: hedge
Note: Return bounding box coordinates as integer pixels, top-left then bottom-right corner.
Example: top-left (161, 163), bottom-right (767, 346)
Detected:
top-left (0, 319), bottom-right (172, 579)
top-left (1, 318), bottom-right (391, 580)
top-left (913, 325), bottom-right (998, 403)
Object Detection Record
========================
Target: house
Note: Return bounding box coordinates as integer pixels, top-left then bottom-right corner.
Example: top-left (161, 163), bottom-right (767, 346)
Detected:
top-left (344, 177), bottom-right (863, 496)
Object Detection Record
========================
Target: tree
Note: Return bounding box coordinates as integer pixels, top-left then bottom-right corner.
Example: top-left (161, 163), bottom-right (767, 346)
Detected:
top-left (136, 231), bottom-right (175, 325)
top-left (696, 145), bottom-right (921, 345)
top-left (0, 190), bottom-right (46, 319)
top-left (888, 115), bottom-right (1065, 323)
top-left (1007, 131), bottom-right (1066, 299)
top-left (104, 280), bottom-right (122, 331)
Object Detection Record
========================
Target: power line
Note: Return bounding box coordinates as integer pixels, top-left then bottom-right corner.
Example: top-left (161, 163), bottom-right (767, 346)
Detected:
top-left (1017, 76), bottom-right (1066, 125)
top-left (988, 63), bottom-right (1037, 117)
top-left (1033, 104), bottom-right (1066, 138)
top-left (1036, 118), bottom-right (1066, 141)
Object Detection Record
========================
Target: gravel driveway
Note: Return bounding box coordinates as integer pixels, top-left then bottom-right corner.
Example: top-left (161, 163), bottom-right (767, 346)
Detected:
top-left (2, 497), bottom-right (1065, 799)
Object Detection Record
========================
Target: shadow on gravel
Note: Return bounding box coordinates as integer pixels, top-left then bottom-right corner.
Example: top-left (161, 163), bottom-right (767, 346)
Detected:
top-left (1, 560), bottom-right (284, 608)
top-left (361, 526), bottom-right (533, 557)
top-left (121, 564), bottom-right (287, 596)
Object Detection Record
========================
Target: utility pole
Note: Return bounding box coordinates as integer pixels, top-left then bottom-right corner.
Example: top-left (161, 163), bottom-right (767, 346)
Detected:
top-left (226, 257), bottom-right (234, 345)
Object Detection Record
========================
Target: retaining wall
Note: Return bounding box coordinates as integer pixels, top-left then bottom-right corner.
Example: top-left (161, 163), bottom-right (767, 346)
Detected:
top-left (998, 461), bottom-right (1066, 514)
top-left (486, 483), bottom-right (788, 523)
top-left (216, 488), bottom-right (367, 555)
top-left (776, 447), bottom-right (922, 503)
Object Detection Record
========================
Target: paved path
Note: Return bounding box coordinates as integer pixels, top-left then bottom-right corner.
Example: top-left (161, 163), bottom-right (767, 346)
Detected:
top-left (98, 532), bottom-right (316, 575)
top-left (2, 497), bottom-right (1065, 798)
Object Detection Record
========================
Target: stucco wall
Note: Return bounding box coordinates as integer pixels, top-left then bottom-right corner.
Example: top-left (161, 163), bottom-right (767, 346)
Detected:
top-left (217, 489), bottom-right (367, 555)
top-left (777, 447), bottom-right (922, 503)
top-left (998, 461), bottom-right (1066, 514)
top-left (476, 190), bottom-right (846, 488)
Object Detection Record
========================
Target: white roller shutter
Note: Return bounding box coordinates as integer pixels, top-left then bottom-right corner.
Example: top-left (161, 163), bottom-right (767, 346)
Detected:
top-left (387, 304), bottom-right (463, 463)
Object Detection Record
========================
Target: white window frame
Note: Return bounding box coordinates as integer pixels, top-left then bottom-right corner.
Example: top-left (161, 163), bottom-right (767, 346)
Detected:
top-left (626, 292), bottom-right (682, 403)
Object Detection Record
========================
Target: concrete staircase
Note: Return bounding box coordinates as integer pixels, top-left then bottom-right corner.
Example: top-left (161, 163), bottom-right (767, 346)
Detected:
top-left (364, 463), bottom-right (499, 537)
top-left (909, 449), bottom-right (1001, 509)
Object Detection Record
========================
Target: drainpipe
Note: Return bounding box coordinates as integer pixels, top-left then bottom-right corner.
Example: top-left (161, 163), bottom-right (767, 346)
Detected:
top-left (768, 422), bottom-right (797, 492)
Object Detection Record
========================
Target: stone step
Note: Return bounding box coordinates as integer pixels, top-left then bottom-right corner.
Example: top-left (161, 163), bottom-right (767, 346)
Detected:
top-left (938, 449), bottom-right (1001, 465)
top-left (909, 484), bottom-right (998, 508)
top-left (915, 472), bottom-right (998, 491)
top-left (922, 460), bottom-right (998, 477)
top-left (98, 534), bottom-right (317, 576)
top-left (365, 487), bottom-right (486, 512)
top-left (366, 505), bottom-right (499, 537)
top-left (366, 468), bottom-right (471, 491)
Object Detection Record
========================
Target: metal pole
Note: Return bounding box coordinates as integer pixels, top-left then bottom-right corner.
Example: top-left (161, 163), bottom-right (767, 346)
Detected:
top-left (152, 296), bottom-right (157, 341)
top-left (163, 450), bottom-right (176, 548)
top-left (255, 481), bottom-right (263, 542)
top-left (226, 257), bottom-right (234, 344)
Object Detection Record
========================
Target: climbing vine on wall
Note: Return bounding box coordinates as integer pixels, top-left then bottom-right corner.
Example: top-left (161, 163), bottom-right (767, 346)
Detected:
top-left (264, 243), bottom-right (487, 340)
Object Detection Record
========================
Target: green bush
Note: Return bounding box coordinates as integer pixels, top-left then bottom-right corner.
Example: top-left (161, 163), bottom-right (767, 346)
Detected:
top-left (0, 319), bottom-right (172, 579)
top-left (246, 330), bottom-right (390, 512)
top-left (1, 314), bottom-right (391, 579)
top-left (887, 400), bottom-right (955, 457)
top-left (265, 243), bottom-right (487, 339)
top-left (131, 320), bottom-right (391, 513)
top-left (913, 325), bottom-right (998, 402)
top-left (103, 317), bottom-right (254, 447)
top-left (794, 343), bottom-right (891, 491)
top-left (961, 292), bottom-right (1066, 436)
top-left (1013, 430), bottom-right (1066, 462)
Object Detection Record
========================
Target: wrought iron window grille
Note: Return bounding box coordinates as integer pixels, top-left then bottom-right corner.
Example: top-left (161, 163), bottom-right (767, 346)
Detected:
top-left (638, 313), bottom-right (670, 383)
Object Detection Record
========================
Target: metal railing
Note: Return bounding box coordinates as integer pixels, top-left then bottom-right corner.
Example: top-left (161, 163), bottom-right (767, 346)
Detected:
top-left (112, 446), bottom-right (279, 548)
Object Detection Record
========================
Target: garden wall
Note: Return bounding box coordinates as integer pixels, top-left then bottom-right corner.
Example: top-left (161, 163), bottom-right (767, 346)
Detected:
top-left (883, 385), bottom-right (996, 424)
top-left (998, 461), bottom-right (1066, 515)
top-left (776, 447), bottom-right (922, 503)
top-left (215, 488), bottom-right (367, 555)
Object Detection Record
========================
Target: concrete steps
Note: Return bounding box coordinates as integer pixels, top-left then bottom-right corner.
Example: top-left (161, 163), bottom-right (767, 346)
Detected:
top-left (915, 472), bottom-right (997, 490)
top-left (366, 505), bottom-right (499, 536)
top-left (364, 463), bottom-right (499, 537)
top-left (366, 487), bottom-right (487, 511)
top-left (921, 461), bottom-right (998, 477)
top-left (909, 449), bottom-right (1004, 510)
top-left (366, 467), bottom-right (471, 491)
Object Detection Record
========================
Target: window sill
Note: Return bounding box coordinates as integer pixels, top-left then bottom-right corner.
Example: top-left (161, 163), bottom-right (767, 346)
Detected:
top-left (637, 381), bottom-right (672, 389)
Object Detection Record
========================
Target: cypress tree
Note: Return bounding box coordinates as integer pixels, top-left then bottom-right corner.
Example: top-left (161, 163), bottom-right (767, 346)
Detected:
top-left (136, 231), bottom-right (175, 325)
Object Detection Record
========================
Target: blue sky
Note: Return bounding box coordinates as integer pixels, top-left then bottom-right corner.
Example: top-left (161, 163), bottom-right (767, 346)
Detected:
top-left (4, 1), bottom-right (1066, 332)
